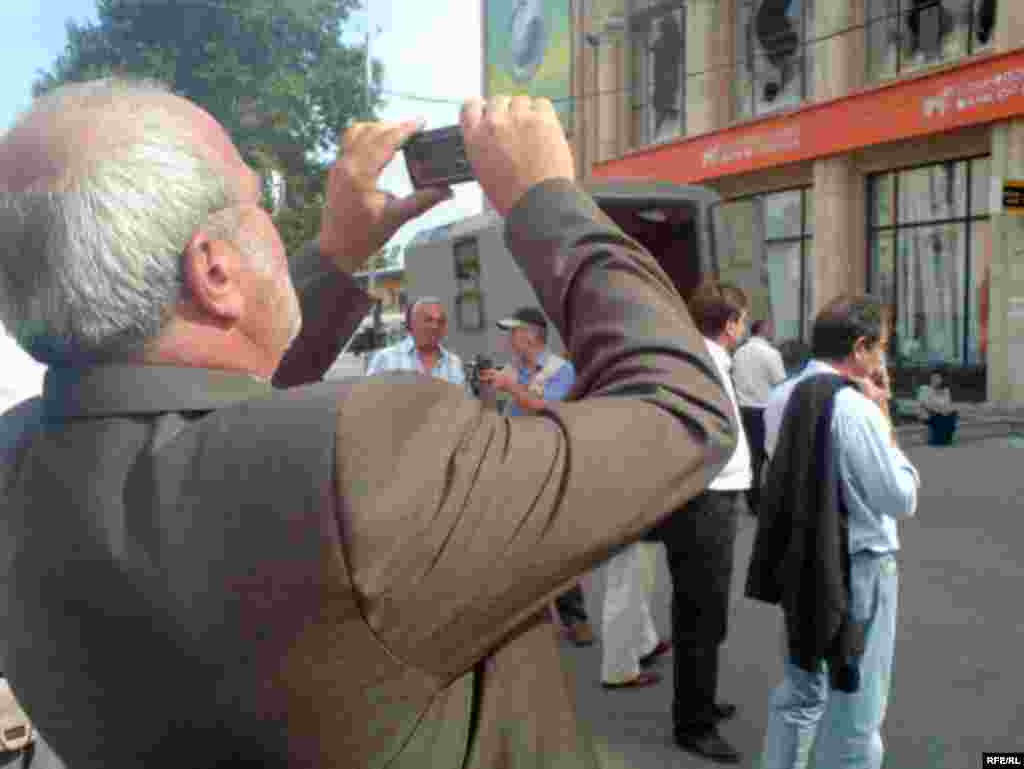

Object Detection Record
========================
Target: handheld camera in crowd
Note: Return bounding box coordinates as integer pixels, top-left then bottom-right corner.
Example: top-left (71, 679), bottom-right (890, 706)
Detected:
top-left (402, 126), bottom-right (475, 189)
top-left (465, 354), bottom-right (494, 397)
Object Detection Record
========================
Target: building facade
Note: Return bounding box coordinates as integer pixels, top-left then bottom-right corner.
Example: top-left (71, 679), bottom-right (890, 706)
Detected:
top-left (534, 0), bottom-right (1020, 403)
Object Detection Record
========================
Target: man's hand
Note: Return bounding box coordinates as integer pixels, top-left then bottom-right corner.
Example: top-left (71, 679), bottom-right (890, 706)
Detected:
top-left (856, 371), bottom-right (898, 445)
top-left (460, 96), bottom-right (575, 217)
top-left (319, 120), bottom-right (452, 273)
top-left (856, 371), bottom-right (892, 408)
top-left (478, 367), bottom-right (517, 393)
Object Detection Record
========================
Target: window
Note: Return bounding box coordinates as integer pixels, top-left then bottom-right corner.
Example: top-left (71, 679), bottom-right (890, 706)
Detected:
top-left (867, 0), bottom-right (998, 81)
top-left (630, 1), bottom-right (686, 145)
top-left (735, 0), bottom-right (814, 120)
top-left (868, 157), bottom-right (991, 371)
top-left (453, 238), bottom-right (486, 332)
top-left (763, 189), bottom-right (814, 343)
top-left (719, 188), bottom-right (814, 346)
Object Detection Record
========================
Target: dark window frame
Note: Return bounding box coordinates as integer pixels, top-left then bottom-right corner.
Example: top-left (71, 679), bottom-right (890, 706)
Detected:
top-left (727, 186), bottom-right (814, 342)
top-left (628, 0), bottom-right (687, 147)
top-left (866, 0), bottom-right (997, 82)
top-left (866, 155), bottom-right (991, 371)
top-left (735, 0), bottom-right (814, 121)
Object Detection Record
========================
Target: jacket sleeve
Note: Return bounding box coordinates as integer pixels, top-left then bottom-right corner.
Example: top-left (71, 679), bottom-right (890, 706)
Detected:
top-left (333, 179), bottom-right (737, 680)
top-left (272, 240), bottom-right (374, 388)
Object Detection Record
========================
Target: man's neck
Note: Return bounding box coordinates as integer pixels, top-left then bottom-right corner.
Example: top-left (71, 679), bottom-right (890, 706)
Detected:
top-left (821, 358), bottom-right (858, 379)
top-left (143, 323), bottom-right (278, 381)
top-left (415, 342), bottom-right (441, 357)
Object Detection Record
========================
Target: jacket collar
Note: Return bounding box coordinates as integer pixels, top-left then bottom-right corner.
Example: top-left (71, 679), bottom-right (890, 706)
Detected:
top-left (42, 365), bottom-right (275, 419)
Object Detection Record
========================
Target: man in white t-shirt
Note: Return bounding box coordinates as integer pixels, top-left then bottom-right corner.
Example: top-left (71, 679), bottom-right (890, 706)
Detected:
top-left (652, 281), bottom-right (752, 764)
top-left (732, 318), bottom-right (786, 515)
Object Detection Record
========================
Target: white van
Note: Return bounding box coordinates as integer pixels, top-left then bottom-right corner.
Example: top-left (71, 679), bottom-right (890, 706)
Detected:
top-left (402, 180), bottom-right (769, 374)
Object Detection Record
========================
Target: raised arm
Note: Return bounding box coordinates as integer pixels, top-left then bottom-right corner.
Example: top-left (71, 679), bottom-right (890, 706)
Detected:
top-left (335, 96), bottom-right (736, 680)
top-left (273, 119), bottom-right (452, 388)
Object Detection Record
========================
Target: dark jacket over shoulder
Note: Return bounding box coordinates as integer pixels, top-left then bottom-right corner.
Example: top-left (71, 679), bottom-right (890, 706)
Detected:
top-left (745, 373), bottom-right (866, 692)
top-left (1, 179), bottom-right (736, 768)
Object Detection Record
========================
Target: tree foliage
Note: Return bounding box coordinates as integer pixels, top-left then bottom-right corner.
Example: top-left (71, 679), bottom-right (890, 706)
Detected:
top-left (34, 0), bottom-right (384, 255)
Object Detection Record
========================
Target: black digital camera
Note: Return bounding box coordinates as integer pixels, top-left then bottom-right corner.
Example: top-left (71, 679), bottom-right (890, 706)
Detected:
top-left (402, 125), bottom-right (475, 189)
top-left (465, 355), bottom-right (494, 397)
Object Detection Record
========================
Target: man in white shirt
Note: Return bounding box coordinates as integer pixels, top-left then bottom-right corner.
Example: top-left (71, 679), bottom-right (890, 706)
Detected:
top-left (732, 318), bottom-right (787, 515)
top-left (653, 281), bottom-right (752, 764)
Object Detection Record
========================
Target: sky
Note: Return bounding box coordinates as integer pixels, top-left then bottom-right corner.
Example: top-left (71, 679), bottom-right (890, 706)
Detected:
top-left (0, 0), bottom-right (484, 409)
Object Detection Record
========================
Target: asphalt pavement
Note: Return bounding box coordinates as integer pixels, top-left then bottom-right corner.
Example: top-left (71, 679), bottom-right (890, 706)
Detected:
top-left (557, 436), bottom-right (1024, 769)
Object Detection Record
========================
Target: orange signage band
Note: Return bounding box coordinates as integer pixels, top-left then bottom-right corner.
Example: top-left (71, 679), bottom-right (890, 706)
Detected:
top-left (594, 49), bottom-right (1024, 185)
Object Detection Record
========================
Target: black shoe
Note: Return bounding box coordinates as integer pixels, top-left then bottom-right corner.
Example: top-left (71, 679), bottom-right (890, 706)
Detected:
top-left (712, 702), bottom-right (738, 721)
top-left (675, 728), bottom-right (741, 764)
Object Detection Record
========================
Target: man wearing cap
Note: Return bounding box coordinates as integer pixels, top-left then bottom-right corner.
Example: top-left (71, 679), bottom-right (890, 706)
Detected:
top-left (480, 306), bottom-right (596, 647)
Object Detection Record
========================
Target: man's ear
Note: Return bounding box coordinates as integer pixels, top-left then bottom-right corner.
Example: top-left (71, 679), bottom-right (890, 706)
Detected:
top-left (852, 335), bottom-right (875, 363)
top-left (181, 229), bottom-right (245, 322)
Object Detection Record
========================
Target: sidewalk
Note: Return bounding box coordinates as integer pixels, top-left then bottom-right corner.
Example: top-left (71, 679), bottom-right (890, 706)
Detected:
top-left (566, 435), bottom-right (1024, 769)
top-left (896, 400), bottom-right (1024, 447)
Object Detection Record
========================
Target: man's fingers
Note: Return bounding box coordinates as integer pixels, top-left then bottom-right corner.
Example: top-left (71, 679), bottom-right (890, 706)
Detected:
top-left (509, 95), bottom-right (532, 116)
top-left (339, 119), bottom-right (424, 177)
top-left (461, 98), bottom-right (484, 134)
top-left (341, 122), bottom-right (369, 152)
top-left (382, 119), bottom-right (425, 151)
top-left (483, 96), bottom-right (511, 124)
top-left (359, 119), bottom-right (424, 176)
top-left (532, 97), bottom-right (557, 118)
top-left (388, 187), bottom-right (453, 226)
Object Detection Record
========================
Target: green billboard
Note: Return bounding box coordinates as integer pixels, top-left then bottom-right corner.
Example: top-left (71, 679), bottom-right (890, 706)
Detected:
top-left (485, 0), bottom-right (573, 132)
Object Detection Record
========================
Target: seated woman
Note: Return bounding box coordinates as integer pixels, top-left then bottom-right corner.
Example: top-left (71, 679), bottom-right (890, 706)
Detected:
top-left (917, 370), bottom-right (959, 445)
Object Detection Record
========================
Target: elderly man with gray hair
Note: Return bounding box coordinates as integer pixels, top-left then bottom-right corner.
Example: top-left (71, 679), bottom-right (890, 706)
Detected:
top-left (0, 79), bottom-right (738, 768)
top-left (366, 296), bottom-right (465, 385)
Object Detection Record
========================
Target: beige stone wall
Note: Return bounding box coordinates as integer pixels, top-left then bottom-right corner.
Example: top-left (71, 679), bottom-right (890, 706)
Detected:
top-left (685, 0), bottom-right (733, 136)
top-left (711, 161), bottom-right (814, 200)
top-left (573, 0), bottom-right (1024, 402)
top-left (850, 125), bottom-right (993, 175)
top-left (812, 0), bottom-right (865, 102)
top-left (986, 0), bottom-right (1024, 402)
top-left (805, 0), bottom-right (866, 317)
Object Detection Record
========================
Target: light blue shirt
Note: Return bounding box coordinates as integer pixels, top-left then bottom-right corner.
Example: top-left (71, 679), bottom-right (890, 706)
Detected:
top-left (365, 336), bottom-right (465, 386)
top-left (764, 360), bottom-right (920, 555)
top-left (505, 351), bottom-right (575, 417)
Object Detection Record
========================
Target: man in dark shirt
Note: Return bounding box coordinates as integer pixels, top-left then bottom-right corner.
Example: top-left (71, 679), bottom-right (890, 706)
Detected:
top-left (0, 83), bottom-right (736, 767)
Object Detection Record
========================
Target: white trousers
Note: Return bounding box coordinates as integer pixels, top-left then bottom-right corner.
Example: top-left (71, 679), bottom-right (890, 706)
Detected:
top-left (600, 542), bottom-right (661, 684)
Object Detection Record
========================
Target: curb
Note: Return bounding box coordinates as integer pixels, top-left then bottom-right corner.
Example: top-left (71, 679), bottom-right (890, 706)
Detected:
top-left (897, 418), bottom-right (1024, 448)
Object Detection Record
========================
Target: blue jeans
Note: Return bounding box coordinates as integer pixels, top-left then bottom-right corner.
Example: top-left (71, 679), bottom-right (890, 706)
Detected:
top-left (761, 552), bottom-right (899, 769)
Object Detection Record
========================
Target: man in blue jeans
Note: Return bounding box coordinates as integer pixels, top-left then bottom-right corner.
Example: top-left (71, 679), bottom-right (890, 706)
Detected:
top-left (753, 295), bottom-right (920, 769)
top-left (480, 307), bottom-right (595, 646)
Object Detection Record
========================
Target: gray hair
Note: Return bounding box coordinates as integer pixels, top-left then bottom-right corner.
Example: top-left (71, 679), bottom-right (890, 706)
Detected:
top-left (0, 78), bottom-right (239, 365)
top-left (406, 296), bottom-right (445, 326)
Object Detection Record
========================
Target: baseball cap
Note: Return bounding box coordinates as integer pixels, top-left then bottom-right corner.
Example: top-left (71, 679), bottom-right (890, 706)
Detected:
top-left (496, 307), bottom-right (548, 332)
